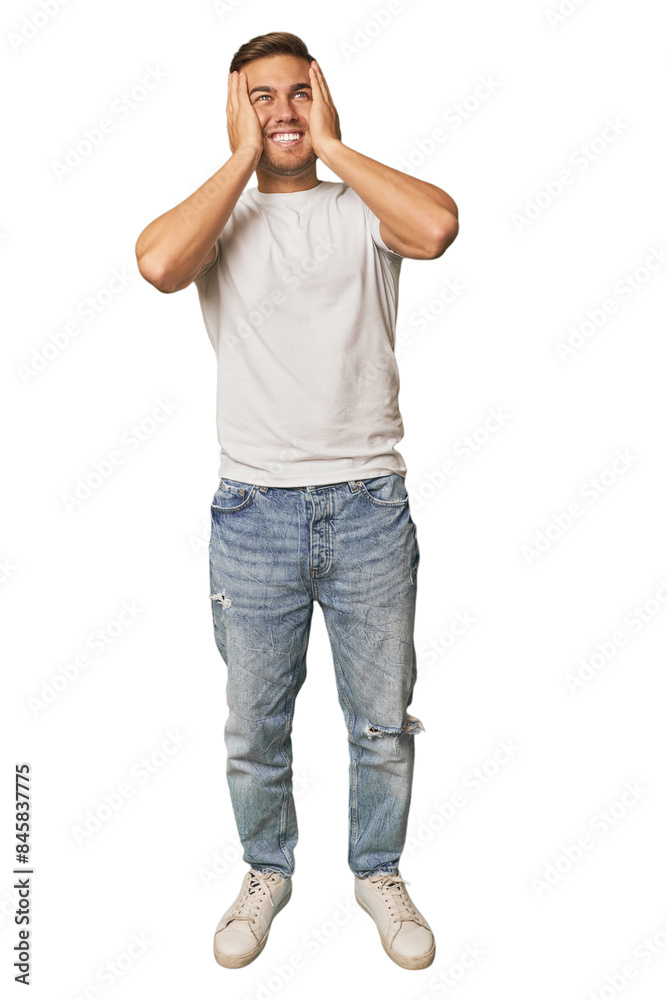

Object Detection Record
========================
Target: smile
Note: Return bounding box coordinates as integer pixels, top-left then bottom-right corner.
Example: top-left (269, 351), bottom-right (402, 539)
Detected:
top-left (269, 132), bottom-right (304, 147)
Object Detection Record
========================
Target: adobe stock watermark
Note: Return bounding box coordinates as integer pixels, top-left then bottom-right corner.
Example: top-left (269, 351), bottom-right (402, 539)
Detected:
top-left (26, 601), bottom-right (144, 717)
top-left (397, 75), bottom-right (500, 172)
top-left (354, 276), bottom-right (466, 383)
top-left (63, 932), bottom-right (153, 999)
top-left (221, 237), bottom-right (341, 352)
top-left (238, 899), bottom-right (358, 1000)
top-left (583, 912), bottom-right (667, 1000)
top-left (530, 780), bottom-right (648, 898)
top-left (414, 942), bottom-right (486, 999)
top-left (18, 266), bottom-right (134, 385)
top-left (405, 740), bottom-right (520, 856)
top-left (0, 885), bottom-right (20, 930)
top-left (7, 0), bottom-right (73, 52)
top-left (188, 514), bottom-right (212, 557)
top-left (51, 66), bottom-right (168, 180)
top-left (0, 556), bottom-right (17, 586)
top-left (554, 245), bottom-right (667, 361)
top-left (182, 167), bottom-right (238, 223)
top-left (70, 731), bottom-right (189, 846)
top-left (197, 772), bottom-right (317, 889)
top-left (410, 406), bottom-right (511, 512)
top-left (339, 0), bottom-right (422, 63)
top-left (511, 117), bottom-right (628, 233)
top-left (394, 278), bottom-right (466, 358)
top-left (60, 397), bottom-right (179, 513)
top-left (353, 271), bottom-right (464, 385)
top-left (520, 448), bottom-right (638, 566)
top-left (212, 0), bottom-right (248, 16)
top-left (545, 0), bottom-right (593, 29)
top-left (419, 610), bottom-right (478, 671)
top-left (188, 437), bottom-right (312, 556)
top-left (564, 576), bottom-right (667, 694)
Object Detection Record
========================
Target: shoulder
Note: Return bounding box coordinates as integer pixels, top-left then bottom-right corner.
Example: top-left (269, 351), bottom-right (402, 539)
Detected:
top-left (329, 182), bottom-right (369, 221)
top-left (334, 183), bottom-right (373, 222)
top-left (235, 188), bottom-right (258, 213)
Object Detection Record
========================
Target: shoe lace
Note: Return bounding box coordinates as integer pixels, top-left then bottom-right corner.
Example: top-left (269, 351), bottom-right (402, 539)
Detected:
top-left (230, 870), bottom-right (278, 923)
top-left (368, 873), bottom-right (424, 923)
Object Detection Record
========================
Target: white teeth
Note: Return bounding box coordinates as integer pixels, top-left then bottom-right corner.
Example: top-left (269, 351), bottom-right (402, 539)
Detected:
top-left (272, 133), bottom-right (301, 142)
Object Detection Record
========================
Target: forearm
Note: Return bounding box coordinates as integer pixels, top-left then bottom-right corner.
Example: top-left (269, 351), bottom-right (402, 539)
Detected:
top-left (135, 145), bottom-right (260, 292)
top-left (318, 139), bottom-right (458, 256)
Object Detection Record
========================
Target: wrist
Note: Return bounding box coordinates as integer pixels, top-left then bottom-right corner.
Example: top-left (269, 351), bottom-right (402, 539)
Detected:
top-left (232, 144), bottom-right (262, 168)
top-left (316, 137), bottom-right (343, 167)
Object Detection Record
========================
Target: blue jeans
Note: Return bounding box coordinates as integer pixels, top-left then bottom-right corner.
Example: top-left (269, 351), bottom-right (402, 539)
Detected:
top-left (208, 473), bottom-right (423, 880)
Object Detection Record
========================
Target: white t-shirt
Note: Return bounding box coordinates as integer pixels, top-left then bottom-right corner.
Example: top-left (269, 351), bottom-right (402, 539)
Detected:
top-left (195, 179), bottom-right (407, 487)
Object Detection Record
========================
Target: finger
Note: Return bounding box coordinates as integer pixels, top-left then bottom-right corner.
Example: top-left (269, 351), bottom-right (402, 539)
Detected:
top-left (314, 62), bottom-right (339, 133)
top-left (310, 62), bottom-right (326, 103)
top-left (312, 61), bottom-right (333, 105)
top-left (238, 70), bottom-right (252, 105)
top-left (229, 71), bottom-right (239, 115)
top-left (309, 63), bottom-right (326, 104)
top-left (226, 75), bottom-right (234, 133)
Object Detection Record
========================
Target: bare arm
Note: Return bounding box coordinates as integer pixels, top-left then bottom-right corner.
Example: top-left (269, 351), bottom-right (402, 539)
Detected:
top-left (135, 71), bottom-right (263, 293)
top-left (308, 61), bottom-right (458, 260)
top-left (320, 143), bottom-right (458, 260)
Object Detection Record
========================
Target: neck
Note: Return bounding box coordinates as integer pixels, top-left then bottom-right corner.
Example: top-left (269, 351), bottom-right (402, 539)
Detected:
top-left (255, 164), bottom-right (321, 194)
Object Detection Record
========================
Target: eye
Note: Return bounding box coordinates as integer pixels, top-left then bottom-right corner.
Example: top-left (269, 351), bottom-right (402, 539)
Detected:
top-left (294, 91), bottom-right (310, 99)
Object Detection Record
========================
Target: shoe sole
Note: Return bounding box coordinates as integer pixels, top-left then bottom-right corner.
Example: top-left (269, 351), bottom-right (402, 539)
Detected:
top-left (214, 883), bottom-right (292, 969)
top-left (354, 889), bottom-right (436, 970)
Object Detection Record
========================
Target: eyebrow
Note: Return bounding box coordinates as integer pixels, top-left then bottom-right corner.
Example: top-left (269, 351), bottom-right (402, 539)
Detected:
top-left (248, 83), bottom-right (312, 95)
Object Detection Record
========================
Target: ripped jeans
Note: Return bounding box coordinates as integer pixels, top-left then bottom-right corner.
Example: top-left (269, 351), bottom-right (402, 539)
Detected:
top-left (208, 473), bottom-right (424, 880)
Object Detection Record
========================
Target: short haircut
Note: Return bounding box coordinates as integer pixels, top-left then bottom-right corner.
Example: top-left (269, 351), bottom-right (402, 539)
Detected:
top-left (229, 31), bottom-right (315, 74)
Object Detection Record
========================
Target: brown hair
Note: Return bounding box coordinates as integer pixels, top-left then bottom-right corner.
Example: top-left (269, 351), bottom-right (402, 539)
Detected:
top-left (229, 32), bottom-right (315, 74)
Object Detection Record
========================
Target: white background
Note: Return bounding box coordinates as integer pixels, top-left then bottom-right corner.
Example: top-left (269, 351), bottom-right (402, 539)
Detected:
top-left (3, 0), bottom-right (667, 997)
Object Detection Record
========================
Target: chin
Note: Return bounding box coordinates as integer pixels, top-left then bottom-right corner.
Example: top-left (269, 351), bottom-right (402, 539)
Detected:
top-left (259, 150), bottom-right (318, 176)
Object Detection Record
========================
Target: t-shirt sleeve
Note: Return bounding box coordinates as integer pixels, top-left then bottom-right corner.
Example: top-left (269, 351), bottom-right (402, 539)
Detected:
top-left (194, 239), bottom-right (220, 283)
top-left (363, 201), bottom-right (405, 260)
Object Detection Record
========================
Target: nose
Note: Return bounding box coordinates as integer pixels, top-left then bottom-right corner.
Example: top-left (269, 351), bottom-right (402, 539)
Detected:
top-left (272, 95), bottom-right (299, 123)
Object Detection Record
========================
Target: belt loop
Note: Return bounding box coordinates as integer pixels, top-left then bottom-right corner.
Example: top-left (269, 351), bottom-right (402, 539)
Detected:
top-left (348, 480), bottom-right (361, 493)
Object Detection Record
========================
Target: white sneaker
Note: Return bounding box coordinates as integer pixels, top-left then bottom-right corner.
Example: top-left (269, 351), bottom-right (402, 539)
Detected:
top-left (213, 868), bottom-right (292, 968)
top-left (354, 871), bottom-right (435, 969)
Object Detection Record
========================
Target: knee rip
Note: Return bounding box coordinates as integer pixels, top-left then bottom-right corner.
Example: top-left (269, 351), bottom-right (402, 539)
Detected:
top-left (210, 592), bottom-right (232, 609)
top-left (364, 713), bottom-right (425, 740)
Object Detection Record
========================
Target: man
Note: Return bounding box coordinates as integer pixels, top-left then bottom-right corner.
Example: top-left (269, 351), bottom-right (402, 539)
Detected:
top-left (135, 31), bottom-right (458, 971)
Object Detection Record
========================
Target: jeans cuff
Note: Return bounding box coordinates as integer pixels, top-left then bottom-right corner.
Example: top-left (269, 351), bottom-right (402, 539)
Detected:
top-left (353, 867), bottom-right (399, 879)
top-left (251, 865), bottom-right (292, 879)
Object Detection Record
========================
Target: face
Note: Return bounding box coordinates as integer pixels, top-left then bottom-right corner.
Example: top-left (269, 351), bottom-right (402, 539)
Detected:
top-left (243, 54), bottom-right (317, 177)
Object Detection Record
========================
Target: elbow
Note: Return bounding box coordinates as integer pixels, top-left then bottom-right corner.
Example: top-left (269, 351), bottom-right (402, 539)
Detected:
top-left (135, 247), bottom-right (176, 294)
top-left (427, 211), bottom-right (459, 260)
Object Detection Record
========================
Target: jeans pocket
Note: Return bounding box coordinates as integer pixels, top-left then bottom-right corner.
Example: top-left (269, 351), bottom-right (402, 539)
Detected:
top-left (357, 474), bottom-right (410, 508)
top-left (212, 479), bottom-right (258, 513)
